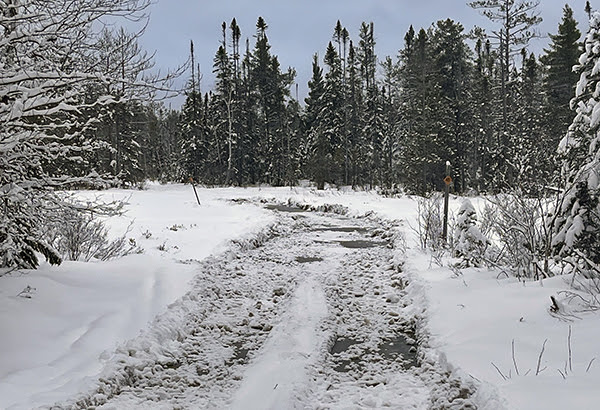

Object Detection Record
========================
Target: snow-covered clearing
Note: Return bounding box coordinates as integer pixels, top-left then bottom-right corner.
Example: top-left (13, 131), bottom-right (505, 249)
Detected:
top-left (1, 183), bottom-right (598, 409)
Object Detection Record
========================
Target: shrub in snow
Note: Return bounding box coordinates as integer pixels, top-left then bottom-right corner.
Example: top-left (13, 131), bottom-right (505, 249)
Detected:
top-left (453, 199), bottom-right (488, 267)
top-left (47, 208), bottom-right (142, 262)
top-left (415, 193), bottom-right (445, 250)
top-left (483, 193), bottom-right (555, 278)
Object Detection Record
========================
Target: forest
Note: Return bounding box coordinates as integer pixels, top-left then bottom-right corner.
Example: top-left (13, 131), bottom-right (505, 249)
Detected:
top-left (1, 0), bottom-right (600, 276)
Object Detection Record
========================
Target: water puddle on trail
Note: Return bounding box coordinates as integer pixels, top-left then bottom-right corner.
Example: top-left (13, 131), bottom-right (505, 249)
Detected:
top-left (226, 341), bottom-right (251, 366)
top-left (329, 333), bottom-right (419, 373)
top-left (338, 240), bottom-right (387, 249)
top-left (312, 226), bottom-right (369, 234)
top-left (378, 334), bottom-right (419, 369)
top-left (265, 204), bottom-right (305, 213)
top-left (329, 338), bottom-right (363, 373)
top-left (295, 256), bottom-right (323, 263)
top-left (330, 338), bottom-right (361, 355)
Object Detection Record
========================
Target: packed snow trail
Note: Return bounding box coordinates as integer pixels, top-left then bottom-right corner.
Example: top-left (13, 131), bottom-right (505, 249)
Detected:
top-left (229, 276), bottom-right (328, 409)
top-left (57, 205), bottom-right (475, 409)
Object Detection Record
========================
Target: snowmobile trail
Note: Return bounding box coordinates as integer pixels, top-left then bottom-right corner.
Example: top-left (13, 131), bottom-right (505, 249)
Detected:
top-left (57, 204), bottom-right (474, 409)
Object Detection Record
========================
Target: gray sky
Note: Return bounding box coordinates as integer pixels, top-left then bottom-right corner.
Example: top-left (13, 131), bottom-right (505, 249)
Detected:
top-left (137, 0), bottom-right (590, 108)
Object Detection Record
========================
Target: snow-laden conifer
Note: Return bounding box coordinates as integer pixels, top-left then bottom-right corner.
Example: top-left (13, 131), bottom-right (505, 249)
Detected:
top-left (552, 12), bottom-right (600, 265)
top-left (454, 199), bottom-right (489, 267)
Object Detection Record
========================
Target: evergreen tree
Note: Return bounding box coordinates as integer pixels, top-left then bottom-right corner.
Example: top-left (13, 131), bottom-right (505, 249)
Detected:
top-left (553, 12), bottom-right (600, 265)
top-left (345, 41), bottom-right (365, 187)
top-left (304, 54), bottom-right (328, 189)
top-left (323, 41), bottom-right (345, 184)
top-left (468, 0), bottom-right (543, 187)
top-left (250, 17), bottom-right (295, 185)
top-left (380, 57), bottom-right (401, 189)
top-left (586, 1), bottom-right (593, 20)
top-left (213, 35), bottom-right (236, 184)
top-left (431, 19), bottom-right (473, 193)
top-left (398, 27), bottom-right (450, 194)
top-left (512, 52), bottom-right (546, 190)
top-left (470, 35), bottom-right (501, 192)
top-left (454, 199), bottom-right (489, 267)
top-left (180, 41), bottom-right (208, 182)
top-left (541, 4), bottom-right (582, 166)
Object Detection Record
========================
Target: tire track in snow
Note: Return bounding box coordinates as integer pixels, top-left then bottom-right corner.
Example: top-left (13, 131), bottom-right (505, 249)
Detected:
top-left (229, 276), bottom-right (328, 409)
top-left (55, 205), bottom-right (473, 409)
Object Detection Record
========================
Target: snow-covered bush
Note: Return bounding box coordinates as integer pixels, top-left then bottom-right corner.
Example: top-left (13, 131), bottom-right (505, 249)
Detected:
top-left (453, 199), bottom-right (488, 267)
top-left (483, 193), bottom-right (555, 278)
top-left (415, 193), bottom-right (445, 250)
top-left (46, 208), bottom-right (142, 262)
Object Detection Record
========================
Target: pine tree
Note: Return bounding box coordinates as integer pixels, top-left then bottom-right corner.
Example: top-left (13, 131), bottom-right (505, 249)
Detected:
top-left (304, 54), bottom-right (328, 189)
top-left (431, 19), bottom-right (473, 193)
top-left (552, 12), bottom-right (600, 265)
top-left (468, 0), bottom-right (543, 188)
top-left (541, 4), bottom-right (582, 167)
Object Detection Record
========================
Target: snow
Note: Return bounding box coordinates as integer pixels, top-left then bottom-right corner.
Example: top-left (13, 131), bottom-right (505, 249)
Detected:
top-left (411, 260), bottom-right (600, 409)
top-left (0, 184), bottom-right (274, 409)
top-left (1, 184), bottom-right (599, 409)
top-left (229, 276), bottom-right (328, 409)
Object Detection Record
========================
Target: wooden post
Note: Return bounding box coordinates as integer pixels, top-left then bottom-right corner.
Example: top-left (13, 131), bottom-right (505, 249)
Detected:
top-left (443, 161), bottom-right (451, 242)
top-left (189, 177), bottom-right (201, 206)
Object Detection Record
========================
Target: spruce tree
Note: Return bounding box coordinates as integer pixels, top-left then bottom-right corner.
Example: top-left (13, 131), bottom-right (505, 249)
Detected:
top-left (249, 17), bottom-right (295, 185)
top-left (541, 4), bottom-right (582, 166)
top-left (512, 52), bottom-right (546, 190)
top-left (212, 37), bottom-right (236, 184)
top-left (381, 57), bottom-right (401, 189)
top-left (468, 0), bottom-right (543, 188)
top-left (180, 41), bottom-right (208, 182)
top-left (304, 54), bottom-right (328, 189)
top-left (431, 19), bottom-right (473, 193)
top-left (345, 41), bottom-right (365, 187)
top-left (398, 27), bottom-right (449, 194)
top-left (553, 12), bottom-right (600, 265)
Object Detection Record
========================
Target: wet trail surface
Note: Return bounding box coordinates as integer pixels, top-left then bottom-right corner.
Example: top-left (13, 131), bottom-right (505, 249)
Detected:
top-left (59, 205), bottom-right (474, 409)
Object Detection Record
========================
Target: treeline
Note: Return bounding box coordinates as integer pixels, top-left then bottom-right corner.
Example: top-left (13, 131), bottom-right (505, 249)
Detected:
top-left (2, 0), bottom-right (598, 270)
top-left (4, 1), bottom-right (584, 195)
top-left (138, 1), bottom-right (581, 195)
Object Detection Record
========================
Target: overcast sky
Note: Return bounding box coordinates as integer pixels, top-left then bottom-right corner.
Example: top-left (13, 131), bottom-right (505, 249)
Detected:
top-left (137, 0), bottom-right (590, 108)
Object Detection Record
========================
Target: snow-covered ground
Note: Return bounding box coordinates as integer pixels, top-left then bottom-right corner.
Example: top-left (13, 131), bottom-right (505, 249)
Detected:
top-left (0, 183), bottom-right (598, 409)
